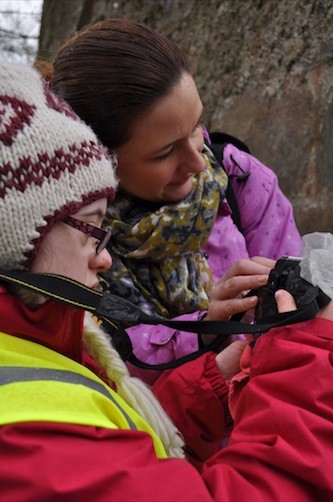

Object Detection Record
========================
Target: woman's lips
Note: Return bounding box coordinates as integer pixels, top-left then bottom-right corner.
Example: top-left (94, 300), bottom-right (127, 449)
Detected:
top-left (169, 175), bottom-right (192, 186)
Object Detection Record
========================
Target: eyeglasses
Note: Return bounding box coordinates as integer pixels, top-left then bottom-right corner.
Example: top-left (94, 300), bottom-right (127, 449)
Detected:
top-left (62, 215), bottom-right (112, 255)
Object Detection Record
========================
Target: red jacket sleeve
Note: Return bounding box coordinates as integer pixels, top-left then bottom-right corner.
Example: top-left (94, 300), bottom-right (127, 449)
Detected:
top-left (152, 352), bottom-right (232, 464)
top-left (1, 318), bottom-right (332, 500)
top-left (201, 318), bottom-right (333, 500)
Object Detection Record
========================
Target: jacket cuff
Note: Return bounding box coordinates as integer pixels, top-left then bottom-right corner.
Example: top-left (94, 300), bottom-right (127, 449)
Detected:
top-left (204, 352), bottom-right (230, 407)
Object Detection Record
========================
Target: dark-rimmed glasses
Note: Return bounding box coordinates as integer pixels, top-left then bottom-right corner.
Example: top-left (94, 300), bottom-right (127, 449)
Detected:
top-left (62, 215), bottom-right (112, 255)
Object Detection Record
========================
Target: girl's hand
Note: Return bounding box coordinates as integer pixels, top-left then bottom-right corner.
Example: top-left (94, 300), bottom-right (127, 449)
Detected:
top-left (215, 339), bottom-right (248, 382)
top-left (275, 289), bottom-right (297, 312)
top-left (316, 301), bottom-right (333, 321)
top-left (275, 285), bottom-right (333, 321)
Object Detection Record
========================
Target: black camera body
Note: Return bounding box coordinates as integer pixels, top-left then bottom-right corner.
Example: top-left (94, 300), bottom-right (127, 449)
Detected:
top-left (254, 256), bottom-right (329, 320)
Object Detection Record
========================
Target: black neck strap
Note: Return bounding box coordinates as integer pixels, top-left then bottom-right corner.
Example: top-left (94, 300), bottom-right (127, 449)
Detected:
top-left (0, 270), bottom-right (326, 371)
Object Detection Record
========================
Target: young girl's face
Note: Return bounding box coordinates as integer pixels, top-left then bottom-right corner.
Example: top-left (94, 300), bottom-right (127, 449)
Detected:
top-left (31, 198), bottom-right (112, 289)
top-left (116, 72), bottom-right (206, 203)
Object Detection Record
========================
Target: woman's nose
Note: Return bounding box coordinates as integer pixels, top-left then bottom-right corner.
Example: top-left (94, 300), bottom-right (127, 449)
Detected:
top-left (189, 147), bottom-right (206, 173)
top-left (180, 130), bottom-right (206, 173)
top-left (90, 248), bottom-right (112, 273)
top-left (182, 143), bottom-right (206, 173)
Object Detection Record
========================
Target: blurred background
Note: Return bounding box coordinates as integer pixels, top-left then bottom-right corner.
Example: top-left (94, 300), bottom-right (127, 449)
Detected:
top-left (1, 0), bottom-right (333, 235)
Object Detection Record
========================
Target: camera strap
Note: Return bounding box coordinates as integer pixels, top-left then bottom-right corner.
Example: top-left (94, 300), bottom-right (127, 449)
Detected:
top-left (0, 270), bottom-right (328, 370)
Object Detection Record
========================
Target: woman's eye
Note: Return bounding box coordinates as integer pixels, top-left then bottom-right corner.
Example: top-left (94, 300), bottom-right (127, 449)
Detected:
top-left (154, 148), bottom-right (174, 161)
top-left (193, 122), bottom-right (202, 134)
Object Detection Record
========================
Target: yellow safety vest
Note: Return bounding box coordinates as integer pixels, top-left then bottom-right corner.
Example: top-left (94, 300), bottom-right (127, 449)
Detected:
top-left (0, 331), bottom-right (167, 459)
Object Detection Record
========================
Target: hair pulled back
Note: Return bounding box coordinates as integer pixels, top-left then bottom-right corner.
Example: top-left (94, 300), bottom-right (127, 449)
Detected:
top-left (52, 18), bottom-right (191, 149)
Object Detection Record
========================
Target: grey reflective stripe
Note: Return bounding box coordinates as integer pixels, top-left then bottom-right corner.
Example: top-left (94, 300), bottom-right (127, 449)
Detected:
top-left (0, 366), bottom-right (137, 430)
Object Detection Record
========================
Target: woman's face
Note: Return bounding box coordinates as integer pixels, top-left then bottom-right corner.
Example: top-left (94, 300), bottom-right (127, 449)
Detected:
top-left (116, 73), bottom-right (206, 202)
top-left (31, 199), bottom-right (112, 289)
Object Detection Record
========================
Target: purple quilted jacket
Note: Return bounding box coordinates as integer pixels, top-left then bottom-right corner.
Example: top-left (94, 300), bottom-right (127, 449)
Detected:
top-left (126, 143), bottom-right (302, 384)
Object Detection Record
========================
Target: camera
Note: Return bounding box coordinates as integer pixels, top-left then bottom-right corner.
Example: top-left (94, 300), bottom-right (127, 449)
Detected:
top-left (253, 256), bottom-right (330, 320)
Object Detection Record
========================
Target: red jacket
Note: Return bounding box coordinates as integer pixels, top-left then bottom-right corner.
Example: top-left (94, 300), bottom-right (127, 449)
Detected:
top-left (1, 288), bottom-right (332, 500)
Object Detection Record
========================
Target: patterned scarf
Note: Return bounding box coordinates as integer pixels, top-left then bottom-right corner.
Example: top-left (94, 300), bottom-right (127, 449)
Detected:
top-left (102, 146), bottom-right (228, 318)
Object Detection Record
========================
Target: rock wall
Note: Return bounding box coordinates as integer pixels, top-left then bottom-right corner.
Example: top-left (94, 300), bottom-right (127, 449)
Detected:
top-left (39, 0), bottom-right (333, 234)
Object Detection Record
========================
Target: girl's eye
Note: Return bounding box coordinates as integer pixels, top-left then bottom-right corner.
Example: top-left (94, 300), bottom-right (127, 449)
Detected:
top-left (82, 230), bottom-right (97, 248)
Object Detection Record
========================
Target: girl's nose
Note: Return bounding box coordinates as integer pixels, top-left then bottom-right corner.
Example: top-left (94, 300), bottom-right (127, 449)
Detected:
top-left (90, 248), bottom-right (112, 273)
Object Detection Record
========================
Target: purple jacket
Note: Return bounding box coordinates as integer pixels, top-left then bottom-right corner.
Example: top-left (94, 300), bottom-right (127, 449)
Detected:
top-left (127, 144), bottom-right (302, 384)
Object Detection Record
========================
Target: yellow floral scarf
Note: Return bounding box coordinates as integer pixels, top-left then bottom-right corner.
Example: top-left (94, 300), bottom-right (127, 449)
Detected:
top-left (103, 146), bottom-right (228, 318)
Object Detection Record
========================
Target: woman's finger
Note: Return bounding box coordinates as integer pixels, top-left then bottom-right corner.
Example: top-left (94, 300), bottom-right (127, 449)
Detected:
top-left (207, 295), bottom-right (258, 321)
top-left (218, 258), bottom-right (273, 283)
top-left (211, 274), bottom-right (269, 301)
top-left (250, 256), bottom-right (277, 268)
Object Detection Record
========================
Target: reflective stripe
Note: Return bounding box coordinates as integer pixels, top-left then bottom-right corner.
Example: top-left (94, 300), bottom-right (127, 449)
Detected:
top-left (0, 366), bottom-right (137, 430)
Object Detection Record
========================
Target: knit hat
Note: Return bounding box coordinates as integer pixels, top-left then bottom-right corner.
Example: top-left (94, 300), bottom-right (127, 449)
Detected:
top-left (0, 61), bottom-right (118, 271)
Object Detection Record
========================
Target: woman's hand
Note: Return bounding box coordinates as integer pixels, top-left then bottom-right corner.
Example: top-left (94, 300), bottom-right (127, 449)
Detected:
top-left (215, 285), bottom-right (333, 383)
top-left (201, 258), bottom-right (273, 348)
top-left (202, 258), bottom-right (275, 381)
top-left (215, 287), bottom-right (297, 383)
top-left (206, 257), bottom-right (275, 322)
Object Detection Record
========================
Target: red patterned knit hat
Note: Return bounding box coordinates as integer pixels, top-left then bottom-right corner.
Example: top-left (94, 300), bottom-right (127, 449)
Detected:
top-left (0, 61), bottom-right (118, 271)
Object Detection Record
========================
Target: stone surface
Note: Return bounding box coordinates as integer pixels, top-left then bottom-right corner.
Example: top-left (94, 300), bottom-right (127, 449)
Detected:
top-left (39, 0), bottom-right (333, 234)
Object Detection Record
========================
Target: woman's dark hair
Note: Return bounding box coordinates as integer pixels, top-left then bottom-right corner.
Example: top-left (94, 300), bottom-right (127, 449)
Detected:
top-left (51, 18), bottom-right (191, 149)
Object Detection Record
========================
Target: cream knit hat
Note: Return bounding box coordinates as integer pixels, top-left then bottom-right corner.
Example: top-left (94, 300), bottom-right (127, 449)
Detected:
top-left (0, 61), bottom-right (118, 270)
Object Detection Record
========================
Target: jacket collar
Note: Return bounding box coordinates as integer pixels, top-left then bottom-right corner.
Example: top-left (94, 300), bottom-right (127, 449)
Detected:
top-left (0, 286), bottom-right (84, 363)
